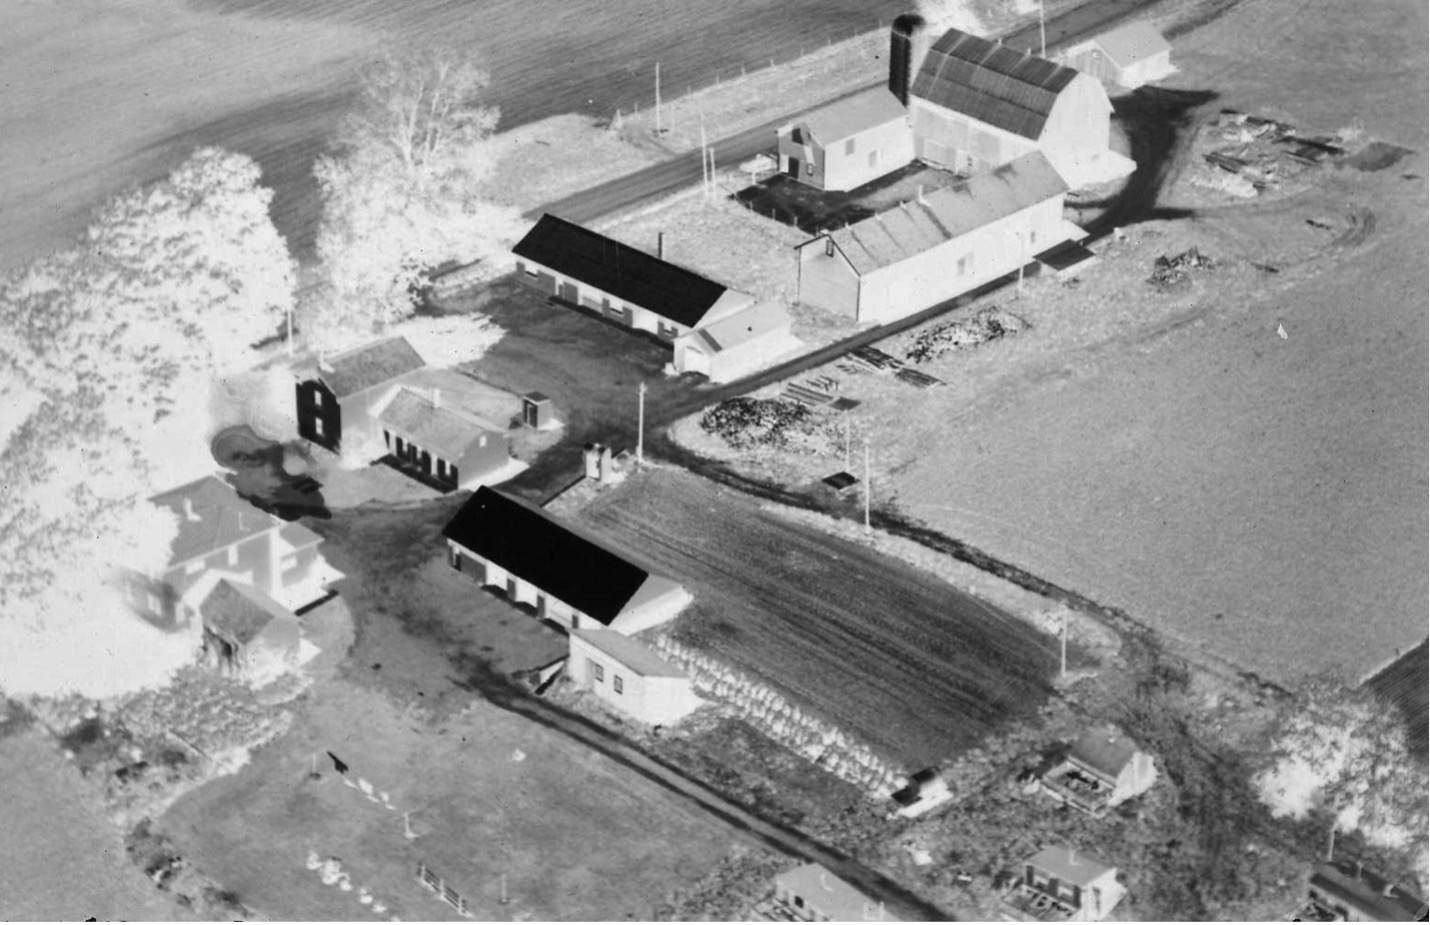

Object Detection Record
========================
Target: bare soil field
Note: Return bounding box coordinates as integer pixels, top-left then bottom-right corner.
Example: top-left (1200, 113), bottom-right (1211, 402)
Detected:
top-left (0, 729), bottom-right (190, 921)
top-left (568, 467), bottom-right (1063, 769)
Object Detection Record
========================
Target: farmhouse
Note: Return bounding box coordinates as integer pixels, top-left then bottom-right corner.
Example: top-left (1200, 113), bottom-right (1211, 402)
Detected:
top-left (127, 476), bottom-right (341, 632)
top-left (1301, 859), bottom-right (1428, 922)
top-left (442, 486), bottom-right (690, 634)
top-left (195, 576), bottom-right (301, 683)
top-left (776, 86), bottom-right (914, 192)
top-left (1001, 846), bottom-right (1125, 922)
top-left (795, 151), bottom-right (1073, 324)
top-left (1060, 21), bottom-right (1174, 90)
top-left (891, 17), bottom-right (1127, 188)
top-left (294, 336), bottom-right (426, 452)
top-left (371, 384), bottom-right (511, 491)
top-left (769, 863), bottom-right (899, 922)
top-left (1038, 725), bottom-right (1157, 816)
top-left (671, 300), bottom-right (798, 383)
top-left (566, 629), bottom-right (701, 725)
top-left (512, 213), bottom-right (756, 342)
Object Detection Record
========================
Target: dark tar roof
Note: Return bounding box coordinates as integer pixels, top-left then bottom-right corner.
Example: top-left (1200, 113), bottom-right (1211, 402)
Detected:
top-left (442, 486), bottom-right (655, 625)
top-left (200, 579), bottom-right (290, 645)
top-left (512, 214), bottom-right (730, 328)
top-left (912, 28), bottom-right (1081, 139)
top-left (1311, 860), bottom-right (1428, 921)
top-left (302, 337), bottom-right (426, 398)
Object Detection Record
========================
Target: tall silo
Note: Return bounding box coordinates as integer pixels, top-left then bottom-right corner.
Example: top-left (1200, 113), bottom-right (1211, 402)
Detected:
top-left (888, 12), bottom-right (933, 106)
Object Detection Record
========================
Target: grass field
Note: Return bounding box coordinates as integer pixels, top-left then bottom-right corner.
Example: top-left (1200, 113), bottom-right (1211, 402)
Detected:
top-left (568, 467), bottom-right (1064, 770)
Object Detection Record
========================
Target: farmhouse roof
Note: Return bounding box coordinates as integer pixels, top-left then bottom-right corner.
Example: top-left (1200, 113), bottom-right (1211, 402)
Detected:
top-left (775, 863), bottom-right (894, 922)
top-left (442, 487), bottom-right (667, 626)
top-left (810, 151), bottom-right (1066, 275)
top-left (1311, 860), bottom-right (1429, 922)
top-left (690, 301), bottom-right (791, 353)
top-left (1068, 725), bottom-right (1140, 779)
top-left (512, 214), bottom-right (731, 328)
top-left (279, 520), bottom-right (323, 550)
top-left (150, 476), bottom-right (276, 566)
top-left (911, 28), bottom-right (1082, 139)
top-left (302, 337), bottom-right (426, 398)
top-left (1025, 846), bottom-right (1116, 888)
top-left (375, 386), bottom-right (504, 460)
top-left (1084, 21), bottom-right (1171, 68)
top-left (199, 579), bottom-right (290, 645)
top-left (791, 86), bottom-right (909, 146)
top-left (571, 630), bottom-right (688, 678)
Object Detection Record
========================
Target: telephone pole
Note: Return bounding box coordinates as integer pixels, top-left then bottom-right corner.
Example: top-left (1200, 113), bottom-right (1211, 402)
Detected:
top-left (1039, 0), bottom-right (1047, 57)
top-left (862, 436), bottom-right (871, 534)
top-left (655, 62), bottom-right (662, 134)
top-left (637, 381), bottom-right (647, 465)
top-left (700, 121), bottom-right (709, 195)
top-left (1060, 610), bottom-right (1068, 679)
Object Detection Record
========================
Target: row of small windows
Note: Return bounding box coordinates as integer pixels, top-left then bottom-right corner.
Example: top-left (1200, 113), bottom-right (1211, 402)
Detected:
top-left (591, 662), bottom-right (624, 694)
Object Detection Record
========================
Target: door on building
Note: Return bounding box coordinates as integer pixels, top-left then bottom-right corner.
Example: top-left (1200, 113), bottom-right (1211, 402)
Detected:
top-left (535, 271), bottom-right (557, 294)
top-left (506, 577), bottom-right (518, 601)
top-left (559, 282), bottom-right (579, 304)
top-left (419, 450), bottom-right (432, 475)
top-left (786, 156), bottom-right (800, 178)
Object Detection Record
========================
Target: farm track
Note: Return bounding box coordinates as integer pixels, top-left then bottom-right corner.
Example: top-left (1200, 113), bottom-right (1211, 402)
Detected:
top-left (569, 468), bottom-right (1060, 769)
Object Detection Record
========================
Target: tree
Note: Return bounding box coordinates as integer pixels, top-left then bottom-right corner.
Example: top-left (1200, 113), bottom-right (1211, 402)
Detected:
top-left (311, 45), bottom-right (525, 351)
top-left (1254, 675), bottom-right (1429, 861)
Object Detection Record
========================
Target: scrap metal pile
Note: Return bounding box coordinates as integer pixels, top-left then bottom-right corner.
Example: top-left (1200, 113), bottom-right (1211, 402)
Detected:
top-left (1148, 246), bottom-right (1216, 288)
top-left (1194, 110), bottom-right (1346, 197)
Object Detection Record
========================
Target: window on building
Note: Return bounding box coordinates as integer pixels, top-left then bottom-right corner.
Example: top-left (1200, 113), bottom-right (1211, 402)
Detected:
top-left (281, 554), bottom-right (297, 570)
top-left (956, 254), bottom-right (973, 276)
top-left (794, 896), bottom-right (805, 909)
top-left (227, 545), bottom-right (239, 567)
top-left (845, 138), bottom-right (856, 155)
top-left (313, 415), bottom-right (325, 437)
top-left (790, 127), bottom-right (803, 145)
top-left (449, 464), bottom-right (459, 484)
top-left (593, 663), bottom-right (604, 682)
top-left (147, 592), bottom-right (161, 613)
top-left (613, 675), bottom-right (624, 694)
top-left (479, 434), bottom-right (488, 448)
top-left (185, 559), bottom-right (204, 576)
top-left (825, 238), bottom-right (835, 258)
top-left (806, 162), bottom-right (814, 176)
top-left (868, 149), bottom-right (880, 168)
top-left (1029, 229), bottom-right (1037, 246)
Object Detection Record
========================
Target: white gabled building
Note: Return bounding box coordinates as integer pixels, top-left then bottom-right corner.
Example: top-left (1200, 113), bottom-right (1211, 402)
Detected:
top-left (776, 86), bottom-right (915, 192)
top-left (567, 630), bottom-right (701, 726)
top-left (1060, 21), bottom-right (1174, 91)
top-left (672, 300), bottom-right (799, 383)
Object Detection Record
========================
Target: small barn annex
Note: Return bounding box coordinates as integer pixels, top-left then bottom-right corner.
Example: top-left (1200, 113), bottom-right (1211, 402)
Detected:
top-left (443, 486), bottom-right (690, 634)
top-left (671, 300), bottom-right (798, 383)
top-left (776, 86), bottom-right (915, 192)
top-left (294, 336), bottom-right (426, 452)
top-left (195, 576), bottom-right (302, 684)
top-left (567, 629), bottom-right (701, 726)
top-left (795, 151), bottom-right (1072, 324)
top-left (371, 385), bottom-right (512, 492)
top-left (1002, 846), bottom-right (1126, 922)
top-left (512, 214), bottom-right (755, 344)
top-left (1060, 21), bottom-right (1174, 90)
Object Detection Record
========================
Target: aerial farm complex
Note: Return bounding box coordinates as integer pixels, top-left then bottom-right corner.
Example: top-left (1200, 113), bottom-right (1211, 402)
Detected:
top-left (1, 0), bottom-right (1424, 920)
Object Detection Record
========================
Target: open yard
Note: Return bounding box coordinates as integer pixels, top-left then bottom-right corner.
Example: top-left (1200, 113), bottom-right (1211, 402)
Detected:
top-left (567, 467), bottom-right (1064, 770)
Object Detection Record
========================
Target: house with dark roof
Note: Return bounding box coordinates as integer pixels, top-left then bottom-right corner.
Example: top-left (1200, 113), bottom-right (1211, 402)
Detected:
top-left (512, 214), bottom-right (757, 343)
top-left (567, 629), bottom-right (701, 725)
top-left (1001, 846), bottom-right (1125, 922)
top-left (442, 486), bottom-right (690, 634)
top-left (897, 25), bottom-right (1123, 188)
top-left (293, 336), bottom-right (426, 452)
top-left (196, 577), bottom-right (301, 683)
top-left (1300, 859), bottom-right (1428, 922)
top-left (776, 86), bottom-right (915, 192)
top-left (1038, 725), bottom-right (1158, 816)
top-left (795, 151), bottom-right (1074, 324)
top-left (671, 300), bottom-right (798, 383)
top-left (1060, 21), bottom-right (1174, 91)
top-left (370, 384), bottom-right (512, 492)
top-left (125, 476), bottom-right (342, 632)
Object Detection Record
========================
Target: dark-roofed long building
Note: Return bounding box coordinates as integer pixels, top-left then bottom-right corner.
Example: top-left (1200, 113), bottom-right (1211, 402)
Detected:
top-left (796, 151), bottom-right (1073, 323)
top-left (442, 486), bottom-right (690, 634)
top-left (903, 25), bottom-right (1117, 187)
top-left (512, 214), bottom-right (756, 343)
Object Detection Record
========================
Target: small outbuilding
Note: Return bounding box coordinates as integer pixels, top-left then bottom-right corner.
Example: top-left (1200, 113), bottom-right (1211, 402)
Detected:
top-left (1301, 859), bottom-right (1428, 922)
top-left (776, 86), bottom-right (915, 192)
top-left (442, 486), bottom-right (690, 634)
top-left (371, 385), bottom-right (511, 491)
top-left (771, 863), bottom-right (899, 923)
top-left (294, 336), bottom-right (426, 452)
top-left (1060, 21), bottom-right (1174, 90)
top-left (672, 300), bottom-right (798, 383)
top-left (1002, 846), bottom-right (1125, 922)
top-left (1039, 725), bottom-right (1157, 816)
top-left (196, 577), bottom-right (301, 683)
top-left (567, 630), bottom-right (701, 726)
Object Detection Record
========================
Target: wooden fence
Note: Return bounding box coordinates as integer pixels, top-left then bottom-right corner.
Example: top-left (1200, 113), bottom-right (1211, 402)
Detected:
top-left (416, 861), bottom-right (471, 917)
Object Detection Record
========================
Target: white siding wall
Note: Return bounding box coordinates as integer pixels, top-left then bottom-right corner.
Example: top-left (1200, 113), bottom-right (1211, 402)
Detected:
top-left (1037, 75), bottom-right (1113, 181)
top-left (567, 635), bottom-right (699, 725)
top-left (609, 583), bottom-right (692, 635)
top-left (909, 99), bottom-right (1037, 174)
top-left (820, 119), bottom-right (915, 192)
top-left (797, 242), bottom-right (861, 318)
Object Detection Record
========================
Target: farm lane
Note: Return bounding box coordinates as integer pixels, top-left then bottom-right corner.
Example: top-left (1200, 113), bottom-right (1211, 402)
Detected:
top-left (525, 0), bottom-right (1176, 225)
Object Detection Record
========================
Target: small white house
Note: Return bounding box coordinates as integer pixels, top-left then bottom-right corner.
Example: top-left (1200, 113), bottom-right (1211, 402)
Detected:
top-left (370, 384), bottom-right (512, 491)
top-left (1060, 21), bottom-right (1174, 90)
top-left (1039, 725), bottom-right (1158, 816)
top-left (773, 863), bottom-right (900, 923)
top-left (1003, 847), bottom-right (1125, 922)
top-left (776, 86), bottom-right (915, 192)
top-left (672, 300), bottom-right (799, 383)
top-left (567, 630), bottom-right (701, 726)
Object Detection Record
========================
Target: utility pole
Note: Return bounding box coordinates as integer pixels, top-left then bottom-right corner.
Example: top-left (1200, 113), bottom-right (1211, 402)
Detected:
top-left (862, 436), bottom-right (871, 534)
top-left (1060, 610), bottom-right (1068, 679)
top-left (655, 62), bottom-right (662, 134)
top-left (706, 145), bottom-right (716, 199)
top-left (637, 381), bottom-right (647, 465)
top-left (1039, 0), bottom-right (1047, 57)
top-left (700, 121), bottom-right (709, 196)
top-left (500, 873), bottom-right (509, 905)
top-left (402, 810), bottom-right (417, 841)
top-left (844, 415), bottom-right (851, 468)
top-left (1016, 230), bottom-right (1026, 296)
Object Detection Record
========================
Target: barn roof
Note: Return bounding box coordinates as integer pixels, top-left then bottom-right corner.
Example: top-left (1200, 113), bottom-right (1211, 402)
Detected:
top-left (199, 579), bottom-right (290, 645)
top-left (150, 476), bottom-right (276, 566)
top-left (1311, 860), bottom-right (1428, 921)
top-left (300, 337), bottom-right (426, 398)
top-left (1086, 21), bottom-right (1171, 68)
top-left (1068, 725), bottom-right (1140, 779)
top-left (571, 630), bottom-right (688, 678)
top-left (375, 386), bottom-right (503, 460)
top-left (792, 87), bottom-right (909, 146)
top-left (688, 301), bottom-right (791, 353)
top-left (911, 28), bottom-right (1082, 139)
top-left (442, 487), bottom-right (665, 626)
top-left (812, 151), bottom-right (1067, 275)
top-left (1025, 847), bottom-right (1116, 888)
top-left (512, 214), bottom-right (731, 328)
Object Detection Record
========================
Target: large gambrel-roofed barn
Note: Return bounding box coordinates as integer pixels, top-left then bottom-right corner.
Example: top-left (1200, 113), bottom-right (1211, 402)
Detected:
top-left (442, 486), bottom-right (690, 634)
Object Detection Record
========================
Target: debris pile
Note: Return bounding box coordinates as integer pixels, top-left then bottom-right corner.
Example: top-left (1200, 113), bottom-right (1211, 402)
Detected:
top-left (1148, 247), bottom-right (1215, 288)
top-left (699, 397), bottom-right (829, 452)
top-left (1192, 110), bottom-right (1346, 197)
top-left (903, 307), bottom-right (1028, 364)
